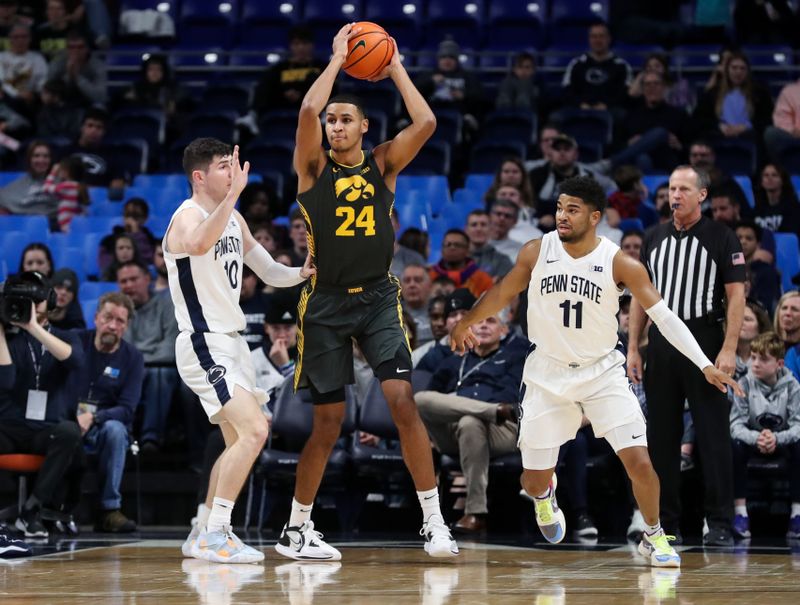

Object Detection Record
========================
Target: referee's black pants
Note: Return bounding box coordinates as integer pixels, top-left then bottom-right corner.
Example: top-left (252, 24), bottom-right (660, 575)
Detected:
top-left (645, 321), bottom-right (734, 532)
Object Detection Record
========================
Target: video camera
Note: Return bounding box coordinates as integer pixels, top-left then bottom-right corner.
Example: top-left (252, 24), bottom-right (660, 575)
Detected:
top-left (0, 271), bottom-right (56, 325)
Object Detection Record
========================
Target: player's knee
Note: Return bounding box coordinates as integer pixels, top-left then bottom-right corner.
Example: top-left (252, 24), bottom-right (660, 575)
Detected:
top-left (388, 396), bottom-right (418, 430)
top-left (622, 449), bottom-right (655, 482)
top-left (311, 407), bottom-right (345, 443)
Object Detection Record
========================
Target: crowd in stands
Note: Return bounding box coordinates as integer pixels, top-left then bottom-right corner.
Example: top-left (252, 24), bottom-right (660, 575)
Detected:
top-left (0, 1), bottom-right (799, 552)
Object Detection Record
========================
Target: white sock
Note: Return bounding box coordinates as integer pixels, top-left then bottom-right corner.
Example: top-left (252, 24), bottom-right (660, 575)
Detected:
top-left (735, 505), bottom-right (748, 517)
top-left (645, 521), bottom-right (663, 536)
top-left (417, 488), bottom-right (443, 523)
top-left (207, 497), bottom-right (234, 533)
top-left (791, 503), bottom-right (800, 517)
top-left (196, 503), bottom-right (211, 529)
top-left (289, 498), bottom-right (313, 528)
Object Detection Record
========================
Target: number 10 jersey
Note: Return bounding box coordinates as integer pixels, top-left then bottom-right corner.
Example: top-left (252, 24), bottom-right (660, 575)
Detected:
top-left (297, 150), bottom-right (395, 288)
top-left (164, 199), bottom-right (246, 334)
top-left (527, 231), bottom-right (624, 366)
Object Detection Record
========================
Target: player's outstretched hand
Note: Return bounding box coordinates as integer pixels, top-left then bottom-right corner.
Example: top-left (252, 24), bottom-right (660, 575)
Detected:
top-left (300, 254), bottom-right (316, 279)
top-left (332, 22), bottom-right (362, 61)
top-left (450, 320), bottom-right (478, 355)
top-left (367, 38), bottom-right (401, 82)
top-left (702, 365), bottom-right (744, 396)
top-left (229, 145), bottom-right (250, 200)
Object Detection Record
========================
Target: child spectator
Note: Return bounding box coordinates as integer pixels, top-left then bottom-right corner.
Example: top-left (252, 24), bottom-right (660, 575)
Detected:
top-left (607, 165), bottom-right (646, 220)
top-left (495, 51), bottom-right (539, 112)
top-left (100, 234), bottom-right (142, 282)
top-left (98, 198), bottom-right (156, 270)
top-left (43, 154), bottom-right (88, 232)
top-left (736, 300), bottom-right (772, 380)
top-left (730, 332), bottom-right (800, 539)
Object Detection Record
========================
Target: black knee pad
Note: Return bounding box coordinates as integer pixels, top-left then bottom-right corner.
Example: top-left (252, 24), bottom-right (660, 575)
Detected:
top-left (375, 346), bottom-right (413, 383)
top-left (309, 382), bottom-right (346, 405)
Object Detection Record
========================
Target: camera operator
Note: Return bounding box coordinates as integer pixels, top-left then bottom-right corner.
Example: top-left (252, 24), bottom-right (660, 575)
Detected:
top-left (0, 272), bottom-right (85, 539)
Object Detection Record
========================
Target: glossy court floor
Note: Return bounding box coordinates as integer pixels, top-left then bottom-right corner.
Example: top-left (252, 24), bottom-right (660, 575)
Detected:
top-left (2, 533), bottom-right (799, 604)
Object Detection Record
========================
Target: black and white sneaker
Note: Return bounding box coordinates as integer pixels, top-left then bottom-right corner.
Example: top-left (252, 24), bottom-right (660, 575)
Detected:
top-left (15, 512), bottom-right (48, 539)
top-left (573, 513), bottom-right (598, 538)
top-left (274, 521), bottom-right (341, 561)
top-left (0, 531), bottom-right (31, 559)
top-left (421, 516), bottom-right (459, 558)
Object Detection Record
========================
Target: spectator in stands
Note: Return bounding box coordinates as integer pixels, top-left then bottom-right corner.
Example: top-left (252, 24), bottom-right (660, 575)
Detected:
top-left (47, 28), bottom-right (106, 108)
top-left (752, 163), bottom-right (800, 234)
top-left (398, 227), bottom-right (429, 260)
top-left (494, 184), bottom-right (543, 244)
top-left (0, 1), bottom-right (20, 50)
top-left (286, 207), bottom-right (308, 267)
top-left (253, 25), bottom-right (326, 117)
top-left (495, 51), bottom-right (539, 112)
top-left (688, 139), bottom-right (747, 204)
top-left (610, 2), bottom-right (684, 47)
top-left (730, 332), bottom-right (800, 540)
top-left (262, 250), bottom-right (295, 295)
top-left (464, 210), bottom-right (512, 279)
top-left (251, 222), bottom-right (279, 255)
top-left (411, 295), bottom-right (448, 366)
top-left (527, 123), bottom-right (560, 169)
top-left (63, 108), bottom-right (125, 188)
top-left (0, 271), bottom-right (85, 539)
top-left (561, 22), bottom-right (632, 118)
top-left (239, 183), bottom-right (274, 228)
top-left (429, 229), bottom-right (493, 298)
top-left (0, 140), bottom-right (55, 216)
top-left (0, 21), bottom-right (47, 115)
top-left (99, 198), bottom-right (156, 270)
top-left (608, 165), bottom-right (647, 220)
top-left (735, 300), bottom-right (772, 380)
top-left (101, 233), bottom-right (141, 282)
top-left (35, 0), bottom-right (73, 60)
top-left (628, 53), bottom-right (695, 110)
top-left (18, 242), bottom-right (53, 277)
top-left (775, 291), bottom-right (800, 351)
top-left (73, 292), bottom-right (144, 532)
top-left (116, 261), bottom-right (179, 453)
top-left (431, 275), bottom-right (456, 299)
top-left (733, 220), bottom-right (780, 313)
top-left (239, 266), bottom-right (271, 351)
top-left (416, 38), bottom-right (484, 135)
top-left (121, 53), bottom-right (185, 121)
top-left (152, 242), bottom-right (168, 292)
top-left (483, 157), bottom-right (535, 209)
top-left (252, 292), bottom-right (298, 400)
top-left (693, 51), bottom-right (773, 142)
top-left (620, 229), bottom-right (644, 261)
top-left (415, 311), bottom-right (522, 534)
top-left (623, 71), bottom-right (689, 172)
top-left (43, 154), bottom-right (88, 232)
top-left (48, 267), bottom-right (85, 330)
top-left (734, 0), bottom-right (800, 46)
top-left (401, 264), bottom-right (434, 346)
top-left (416, 288), bottom-right (475, 373)
top-left (488, 199), bottom-right (523, 261)
top-left (711, 191), bottom-right (745, 227)
top-left (764, 76), bottom-right (800, 163)
top-left (35, 78), bottom-right (81, 138)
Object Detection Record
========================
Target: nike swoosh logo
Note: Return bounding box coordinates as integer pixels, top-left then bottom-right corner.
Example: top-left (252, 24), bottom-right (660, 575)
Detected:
top-left (632, 434), bottom-right (644, 439)
top-left (546, 259), bottom-right (558, 263)
top-left (353, 39), bottom-right (366, 52)
top-left (396, 368), bottom-right (410, 374)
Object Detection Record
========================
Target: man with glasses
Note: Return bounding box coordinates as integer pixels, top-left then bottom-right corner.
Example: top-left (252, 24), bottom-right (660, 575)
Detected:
top-left (488, 199), bottom-right (524, 261)
top-left (429, 229), bottom-right (493, 297)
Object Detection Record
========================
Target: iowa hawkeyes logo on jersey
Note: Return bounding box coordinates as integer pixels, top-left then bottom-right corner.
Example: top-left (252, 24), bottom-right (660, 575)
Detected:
top-left (334, 174), bottom-right (375, 202)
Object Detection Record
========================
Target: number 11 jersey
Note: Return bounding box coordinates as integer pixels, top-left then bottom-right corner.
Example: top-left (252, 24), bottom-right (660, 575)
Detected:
top-left (297, 150), bottom-right (395, 288)
top-left (164, 199), bottom-right (246, 334)
top-left (527, 231), bottom-right (623, 365)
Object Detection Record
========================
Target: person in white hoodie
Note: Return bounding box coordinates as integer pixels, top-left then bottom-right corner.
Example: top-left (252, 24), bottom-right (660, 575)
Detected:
top-left (730, 331), bottom-right (800, 540)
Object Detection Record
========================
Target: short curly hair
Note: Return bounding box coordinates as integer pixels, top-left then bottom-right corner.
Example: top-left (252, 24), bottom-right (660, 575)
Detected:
top-left (558, 175), bottom-right (607, 213)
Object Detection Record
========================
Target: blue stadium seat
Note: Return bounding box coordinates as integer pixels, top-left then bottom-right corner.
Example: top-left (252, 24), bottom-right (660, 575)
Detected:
top-left (672, 45), bottom-right (724, 82)
top-left (613, 44), bottom-right (666, 69)
top-left (469, 140), bottom-right (527, 173)
top-left (346, 83), bottom-right (400, 121)
top-left (257, 110), bottom-right (299, 143)
top-left (792, 176), bottom-right (800, 196)
top-left (641, 174), bottom-right (669, 201)
top-left (395, 175), bottom-right (451, 205)
top-left (133, 174), bottom-right (189, 189)
top-left (0, 171), bottom-right (23, 186)
top-left (0, 215), bottom-right (49, 234)
top-left (742, 45), bottom-right (794, 79)
top-left (430, 108), bottom-right (463, 145)
top-left (69, 216), bottom-right (122, 235)
top-left (577, 141), bottom-right (603, 163)
top-left (479, 110), bottom-right (537, 146)
top-left (541, 44), bottom-right (584, 84)
top-left (464, 173), bottom-right (494, 193)
top-left (485, 0), bottom-right (546, 50)
top-left (394, 192), bottom-right (427, 229)
top-left (713, 140), bottom-right (757, 176)
top-left (146, 214), bottom-right (172, 238)
top-left (550, 0), bottom-right (609, 45)
top-left (637, 201), bottom-right (659, 228)
top-left (779, 142), bottom-right (800, 175)
top-left (87, 201), bottom-right (123, 217)
top-left (105, 44), bottom-right (164, 67)
top-left (238, 0), bottom-right (300, 47)
top-left (79, 282), bottom-right (119, 301)
top-left (179, 0), bottom-right (239, 48)
top-left (82, 299), bottom-right (98, 329)
top-left (425, 0), bottom-right (485, 49)
top-left (452, 187), bottom-right (485, 209)
top-left (619, 218), bottom-right (644, 233)
top-left (88, 187), bottom-right (109, 205)
top-left (245, 139), bottom-right (295, 180)
top-left (170, 47), bottom-right (228, 69)
top-left (557, 108), bottom-right (613, 146)
top-left (51, 244), bottom-right (85, 283)
top-left (364, 2), bottom-right (424, 47)
top-left (0, 231), bottom-right (33, 276)
top-left (362, 110), bottom-right (388, 149)
top-left (200, 84), bottom-right (252, 114)
top-left (185, 111), bottom-right (237, 142)
top-left (103, 138), bottom-right (149, 177)
top-left (403, 140), bottom-right (451, 175)
top-left (228, 46), bottom-right (284, 67)
top-left (120, 0), bottom-right (179, 21)
top-left (415, 47), bottom-right (476, 69)
top-left (82, 232), bottom-right (107, 279)
top-left (733, 175), bottom-right (755, 208)
top-left (110, 109), bottom-right (165, 150)
top-left (302, 0), bottom-right (363, 47)
top-left (775, 233), bottom-right (800, 294)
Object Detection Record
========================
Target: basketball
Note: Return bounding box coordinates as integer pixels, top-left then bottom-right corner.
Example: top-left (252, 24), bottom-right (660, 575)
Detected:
top-left (343, 22), bottom-right (394, 80)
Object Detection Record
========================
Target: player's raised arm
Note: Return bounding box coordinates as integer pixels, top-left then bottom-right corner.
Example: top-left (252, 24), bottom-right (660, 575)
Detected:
top-left (613, 251), bottom-right (744, 396)
top-left (295, 24), bottom-right (362, 182)
top-left (371, 39), bottom-right (436, 181)
top-left (451, 239), bottom-right (541, 353)
top-left (236, 209), bottom-right (315, 287)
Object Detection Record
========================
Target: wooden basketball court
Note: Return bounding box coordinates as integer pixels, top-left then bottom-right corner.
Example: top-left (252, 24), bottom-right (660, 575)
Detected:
top-left (2, 534), bottom-right (798, 604)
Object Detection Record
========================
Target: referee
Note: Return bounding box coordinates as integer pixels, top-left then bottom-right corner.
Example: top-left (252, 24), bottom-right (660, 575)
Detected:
top-left (627, 165), bottom-right (745, 546)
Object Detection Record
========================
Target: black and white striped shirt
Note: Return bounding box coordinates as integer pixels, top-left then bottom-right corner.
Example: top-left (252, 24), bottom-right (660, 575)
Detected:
top-left (641, 217), bottom-right (745, 321)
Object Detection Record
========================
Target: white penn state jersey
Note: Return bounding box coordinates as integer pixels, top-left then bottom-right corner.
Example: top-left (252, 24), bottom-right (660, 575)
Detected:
top-left (527, 231), bottom-right (623, 365)
top-left (164, 199), bottom-right (246, 333)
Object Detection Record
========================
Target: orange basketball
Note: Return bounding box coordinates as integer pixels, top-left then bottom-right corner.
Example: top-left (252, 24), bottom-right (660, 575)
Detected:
top-left (343, 22), bottom-right (394, 80)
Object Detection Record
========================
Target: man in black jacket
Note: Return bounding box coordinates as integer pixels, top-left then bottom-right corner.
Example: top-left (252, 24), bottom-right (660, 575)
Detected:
top-left (0, 272), bottom-right (85, 539)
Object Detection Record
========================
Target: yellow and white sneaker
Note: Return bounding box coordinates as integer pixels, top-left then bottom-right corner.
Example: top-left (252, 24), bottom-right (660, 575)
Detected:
top-left (638, 531), bottom-right (681, 567)
top-left (533, 474), bottom-right (566, 544)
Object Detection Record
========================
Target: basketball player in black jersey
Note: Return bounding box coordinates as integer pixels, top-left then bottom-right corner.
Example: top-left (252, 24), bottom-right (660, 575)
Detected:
top-left (275, 23), bottom-right (458, 561)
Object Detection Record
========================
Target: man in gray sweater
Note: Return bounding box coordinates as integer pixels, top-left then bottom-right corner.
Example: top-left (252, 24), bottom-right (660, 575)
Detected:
top-left (117, 261), bottom-right (179, 453)
top-left (730, 332), bottom-right (800, 540)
